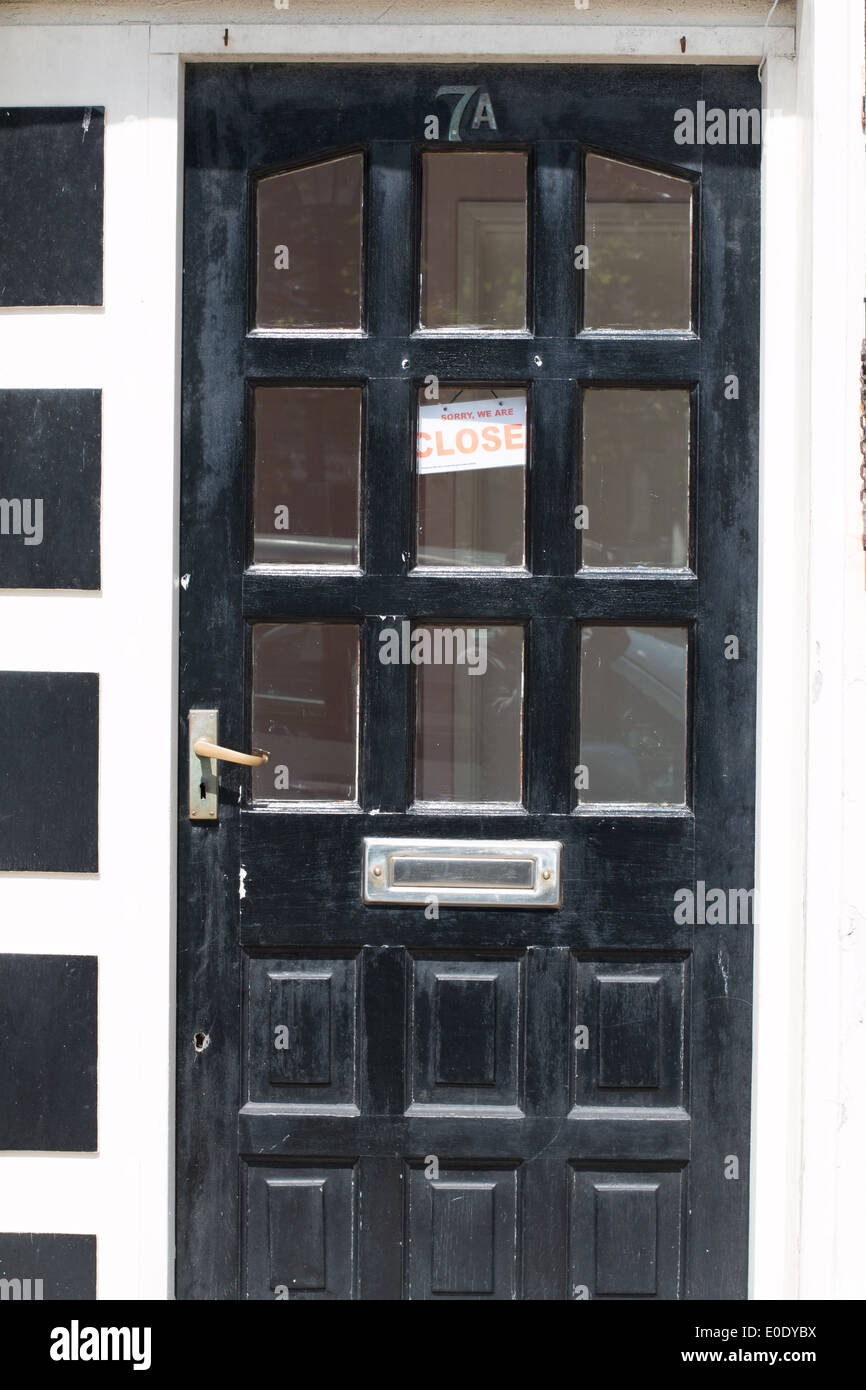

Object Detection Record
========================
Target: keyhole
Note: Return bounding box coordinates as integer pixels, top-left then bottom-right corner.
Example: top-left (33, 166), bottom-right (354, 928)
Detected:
top-left (200, 780), bottom-right (207, 800)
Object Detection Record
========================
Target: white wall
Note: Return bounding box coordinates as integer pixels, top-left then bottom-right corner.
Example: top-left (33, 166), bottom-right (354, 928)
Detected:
top-left (0, 26), bottom-right (181, 1299)
top-left (795, 0), bottom-right (866, 1301)
top-left (751, 0), bottom-right (866, 1304)
top-left (0, 1), bottom-right (863, 1300)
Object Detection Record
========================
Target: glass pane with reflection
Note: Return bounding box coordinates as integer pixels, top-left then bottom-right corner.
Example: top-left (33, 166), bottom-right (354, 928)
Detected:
top-left (414, 624), bottom-right (524, 803)
top-left (252, 623), bottom-right (359, 802)
top-left (256, 153), bottom-right (363, 330)
top-left (416, 384), bottom-right (526, 568)
top-left (578, 625), bottom-right (687, 805)
top-left (580, 388), bottom-right (690, 569)
top-left (584, 155), bottom-right (692, 330)
top-left (253, 386), bottom-right (361, 566)
top-left (420, 152), bottom-right (527, 330)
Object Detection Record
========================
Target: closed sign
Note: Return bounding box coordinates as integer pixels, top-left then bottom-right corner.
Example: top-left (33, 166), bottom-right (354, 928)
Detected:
top-left (417, 395), bottom-right (526, 474)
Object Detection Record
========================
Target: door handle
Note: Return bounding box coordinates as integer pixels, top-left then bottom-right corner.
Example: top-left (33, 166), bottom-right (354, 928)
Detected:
top-left (189, 708), bottom-right (268, 820)
top-left (192, 739), bottom-right (269, 768)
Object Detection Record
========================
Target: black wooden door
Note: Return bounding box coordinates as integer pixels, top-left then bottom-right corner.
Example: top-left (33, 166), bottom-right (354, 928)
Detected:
top-left (178, 63), bottom-right (759, 1300)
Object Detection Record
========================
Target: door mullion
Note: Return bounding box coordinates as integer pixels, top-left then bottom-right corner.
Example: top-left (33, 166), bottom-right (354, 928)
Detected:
top-left (532, 140), bottom-right (578, 340)
top-left (366, 141), bottom-right (413, 337)
top-left (363, 376), bottom-right (413, 575)
top-left (529, 376), bottom-right (576, 576)
top-left (361, 616), bottom-right (411, 812)
top-left (526, 615), bottom-right (574, 815)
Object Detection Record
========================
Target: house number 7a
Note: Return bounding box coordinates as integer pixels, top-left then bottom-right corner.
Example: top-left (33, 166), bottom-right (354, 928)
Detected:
top-left (428, 86), bottom-right (498, 142)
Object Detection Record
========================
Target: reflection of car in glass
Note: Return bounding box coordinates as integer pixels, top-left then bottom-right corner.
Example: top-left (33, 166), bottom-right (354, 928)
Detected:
top-left (580, 626), bottom-right (687, 804)
top-left (252, 622), bottom-right (684, 806)
top-left (581, 533), bottom-right (686, 568)
top-left (252, 534), bottom-right (357, 565)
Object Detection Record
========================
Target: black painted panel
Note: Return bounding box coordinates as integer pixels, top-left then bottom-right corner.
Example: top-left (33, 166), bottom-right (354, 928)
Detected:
top-left (571, 956), bottom-right (688, 1109)
top-left (244, 1161), bottom-right (357, 1300)
top-left (408, 954), bottom-right (522, 1109)
top-left (406, 1162), bottom-right (518, 1300)
top-left (0, 1233), bottom-right (96, 1300)
top-left (569, 1167), bottom-right (683, 1300)
top-left (0, 955), bottom-right (97, 1151)
top-left (239, 812), bottom-right (694, 946)
top-left (435, 976), bottom-right (496, 1086)
top-left (0, 390), bottom-right (101, 590)
top-left (600, 979), bottom-right (660, 1087)
top-left (0, 107), bottom-right (104, 307)
top-left (246, 953), bottom-right (359, 1106)
top-left (0, 672), bottom-right (98, 872)
top-left (268, 972), bottom-right (331, 1086)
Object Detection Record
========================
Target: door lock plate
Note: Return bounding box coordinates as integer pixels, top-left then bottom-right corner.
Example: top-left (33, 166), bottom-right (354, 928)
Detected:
top-left (189, 708), bottom-right (219, 820)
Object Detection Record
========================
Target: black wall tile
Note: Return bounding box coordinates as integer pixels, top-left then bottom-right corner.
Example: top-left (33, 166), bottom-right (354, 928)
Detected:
top-left (0, 672), bottom-right (98, 872)
top-left (0, 107), bottom-right (104, 307)
top-left (0, 955), bottom-right (97, 1152)
top-left (0, 1233), bottom-right (96, 1300)
top-left (0, 390), bottom-right (101, 590)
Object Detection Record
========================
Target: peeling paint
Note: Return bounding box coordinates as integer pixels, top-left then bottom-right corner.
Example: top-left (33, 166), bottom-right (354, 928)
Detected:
top-left (717, 947), bottom-right (730, 996)
top-left (238, 866), bottom-right (247, 899)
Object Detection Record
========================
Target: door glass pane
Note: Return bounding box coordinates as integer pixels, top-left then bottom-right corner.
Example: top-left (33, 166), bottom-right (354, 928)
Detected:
top-left (578, 625), bottom-right (687, 805)
top-left (580, 388), bottom-right (690, 569)
top-left (256, 153), bottom-right (363, 330)
top-left (420, 152), bottom-right (527, 330)
top-left (252, 623), bottom-right (359, 802)
top-left (584, 155), bottom-right (692, 330)
top-left (414, 624), bottom-right (524, 803)
top-left (253, 386), bottom-right (361, 566)
top-left (416, 384), bottom-right (526, 568)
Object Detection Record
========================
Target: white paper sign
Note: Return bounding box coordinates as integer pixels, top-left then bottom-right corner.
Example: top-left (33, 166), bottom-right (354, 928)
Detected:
top-left (417, 396), bottom-right (526, 475)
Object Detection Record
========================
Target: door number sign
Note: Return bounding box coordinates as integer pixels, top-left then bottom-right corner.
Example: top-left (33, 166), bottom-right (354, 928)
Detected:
top-left (426, 86), bottom-right (498, 142)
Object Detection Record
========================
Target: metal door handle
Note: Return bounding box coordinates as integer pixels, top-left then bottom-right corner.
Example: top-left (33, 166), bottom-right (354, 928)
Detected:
top-left (192, 738), bottom-right (269, 767)
top-left (189, 708), bottom-right (268, 820)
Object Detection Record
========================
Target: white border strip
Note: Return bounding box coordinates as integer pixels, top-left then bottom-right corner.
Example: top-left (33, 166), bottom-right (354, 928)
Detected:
top-left (149, 24), bottom-right (795, 62)
top-left (750, 50), bottom-right (808, 1301)
top-left (798, 0), bottom-right (866, 1302)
